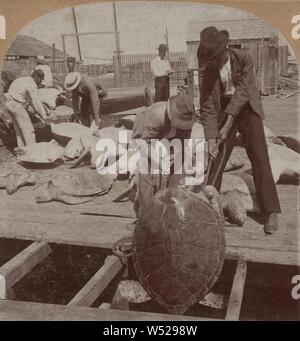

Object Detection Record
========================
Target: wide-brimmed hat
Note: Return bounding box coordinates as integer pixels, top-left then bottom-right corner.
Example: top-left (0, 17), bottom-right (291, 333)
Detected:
top-left (36, 55), bottom-right (45, 64)
top-left (199, 26), bottom-right (229, 62)
top-left (158, 43), bottom-right (168, 52)
top-left (168, 94), bottom-right (195, 130)
top-left (64, 72), bottom-right (81, 91)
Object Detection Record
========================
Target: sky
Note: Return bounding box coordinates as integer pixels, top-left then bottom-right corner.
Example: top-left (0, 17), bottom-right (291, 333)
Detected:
top-left (19, 1), bottom-right (267, 63)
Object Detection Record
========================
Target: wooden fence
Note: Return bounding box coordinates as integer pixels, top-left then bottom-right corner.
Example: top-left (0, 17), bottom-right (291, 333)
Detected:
top-left (120, 51), bottom-right (188, 86)
top-left (2, 51), bottom-right (188, 88)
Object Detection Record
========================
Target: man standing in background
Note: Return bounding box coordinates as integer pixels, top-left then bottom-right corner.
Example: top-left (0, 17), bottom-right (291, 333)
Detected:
top-left (151, 44), bottom-right (172, 102)
top-left (35, 55), bottom-right (53, 87)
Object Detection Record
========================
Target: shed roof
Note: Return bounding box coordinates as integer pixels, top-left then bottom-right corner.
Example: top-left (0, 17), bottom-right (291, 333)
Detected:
top-left (6, 34), bottom-right (65, 58)
top-left (186, 18), bottom-right (279, 43)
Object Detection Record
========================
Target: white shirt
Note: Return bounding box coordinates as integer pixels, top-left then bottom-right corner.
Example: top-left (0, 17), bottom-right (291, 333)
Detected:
top-left (8, 76), bottom-right (46, 117)
top-left (150, 56), bottom-right (172, 78)
top-left (219, 55), bottom-right (236, 95)
top-left (35, 64), bottom-right (53, 87)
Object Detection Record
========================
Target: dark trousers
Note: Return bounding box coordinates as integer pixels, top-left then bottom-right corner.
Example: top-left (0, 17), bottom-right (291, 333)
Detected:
top-left (207, 103), bottom-right (281, 215)
top-left (79, 96), bottom-right (102, 127)
top-left (155, 76), bottom-right (170, 102)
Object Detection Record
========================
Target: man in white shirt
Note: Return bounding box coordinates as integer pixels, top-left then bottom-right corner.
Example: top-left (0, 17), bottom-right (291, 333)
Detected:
top-left (35, 55), bottom-right (53, 87)
top-left (150, 44), bottom-right (172, 102)
top-left (6, 69), bottom-right (47, 147)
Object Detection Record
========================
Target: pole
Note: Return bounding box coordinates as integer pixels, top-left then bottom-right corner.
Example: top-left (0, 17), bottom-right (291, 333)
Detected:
top-left (72, 7), bottom-right (83, 62)
top-left (112, 2), bottom-right (122, 87)
top-left (61, 35), bottom-right (67, 73)
top-left (52, 43), bottom-right (56, 72)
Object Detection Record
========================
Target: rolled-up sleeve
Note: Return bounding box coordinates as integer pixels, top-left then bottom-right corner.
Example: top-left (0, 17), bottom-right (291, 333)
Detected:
top-left (28, 88), bottom-right (47, 118)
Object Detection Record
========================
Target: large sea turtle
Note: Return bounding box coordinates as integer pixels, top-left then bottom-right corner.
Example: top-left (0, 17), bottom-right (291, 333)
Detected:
top-left (70, 127), bottom-right (131, 169)
top-left (179, 170), bottom-right (259, 227)
top-left (51, 122), bottom-right (92, 146)
top-left (35, 169), bottom-right (113, 204)
top-left (0, 163), bottom-right (36, 194)
top-left (133, 187), bottom-right (225, 315)
top-left (15, 140), bottom-right (64, 164)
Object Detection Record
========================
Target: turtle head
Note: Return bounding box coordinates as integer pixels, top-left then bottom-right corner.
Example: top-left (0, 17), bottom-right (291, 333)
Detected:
top-left (35, 181), bottom-right (53, 203)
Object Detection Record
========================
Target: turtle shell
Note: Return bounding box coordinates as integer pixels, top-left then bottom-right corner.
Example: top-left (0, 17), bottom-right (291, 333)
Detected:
top-left (49, 169), bottom-right (113, 196)
top-left (133, 187), bottom-right (225, 315)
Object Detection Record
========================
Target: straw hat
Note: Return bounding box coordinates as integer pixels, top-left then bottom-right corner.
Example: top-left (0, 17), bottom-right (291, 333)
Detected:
top-left (64, 72), bottom-right (81, 91)
top-left (168, 94), bottom-right (195, 130)
top-left (36, 55), bottom-right (45, 64)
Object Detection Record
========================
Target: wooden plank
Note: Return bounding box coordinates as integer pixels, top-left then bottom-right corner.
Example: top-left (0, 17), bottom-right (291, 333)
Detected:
top-left (68, 255), bottom-right (124, 307)
top-left (225, 260), bottom-right (247, 321)
top-left (0, 300), bottom-right (213, 321)
top-left (0, 242), bottom-right (52, 299)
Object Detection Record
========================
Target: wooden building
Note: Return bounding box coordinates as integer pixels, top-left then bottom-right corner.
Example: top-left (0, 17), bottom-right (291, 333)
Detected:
top-left (186, 18), bottom-right (289, 95)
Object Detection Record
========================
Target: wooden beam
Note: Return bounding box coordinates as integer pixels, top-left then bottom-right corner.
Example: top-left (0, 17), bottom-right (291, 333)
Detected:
top-left (72, 7), bottom-right (82, 62)
top-left (225, 260), bottom-right (247, 321)
top-left (0, 300), bottom-right (214, 321)
top-left (62, 31), bottom-right (114, 37)
top-left (0, 242), bottom-right (52, 299)
top-left (68, 255), bottom-right (124, 307)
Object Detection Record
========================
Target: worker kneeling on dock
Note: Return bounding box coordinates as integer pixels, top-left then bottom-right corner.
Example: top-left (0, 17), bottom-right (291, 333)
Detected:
top-left (198, 26), bottom-right (281, 234)
top-left (64, 72), bottom-right (107, 128)
top-left (5, 69), bottom-right (47, 147)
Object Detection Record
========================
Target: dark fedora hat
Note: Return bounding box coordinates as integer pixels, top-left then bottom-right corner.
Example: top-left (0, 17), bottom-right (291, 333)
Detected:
top-left (199, 26), bottom-right (229, 62)
top-left (168, 94), bottom-right (195, 130)
top-left (158, 43), bottom-right (168, 52)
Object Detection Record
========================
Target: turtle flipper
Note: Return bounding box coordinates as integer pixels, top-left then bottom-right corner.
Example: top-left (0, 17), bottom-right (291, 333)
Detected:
top-left (6, 174), bottom-right (18, 194)
top-left (70, 148), bottom-right (90, 168)
top-left (224, 190), bottom-right (247, 226)
top-left (57, 194), bottom-right (96, 205)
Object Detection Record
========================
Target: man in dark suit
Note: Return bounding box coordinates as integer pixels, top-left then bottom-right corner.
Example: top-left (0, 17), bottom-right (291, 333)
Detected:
top-left (198, 26), bottom-right (281, 234)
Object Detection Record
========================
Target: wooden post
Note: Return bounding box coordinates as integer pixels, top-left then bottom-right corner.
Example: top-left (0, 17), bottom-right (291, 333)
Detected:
top-left (52, 43), bottom-right (56, 72)
top-left (112, 2), bottom-right (122, 87)
top-left (0, 242), bottom-right (52, 299)
top-left (61, 35), bottom-right (67, 73)
top-left (72, 7), bottom-right (82, 62)
top-left (225, 260), bottom-right (247, 321)
top-left (67, 255), bottom-right (124, 307)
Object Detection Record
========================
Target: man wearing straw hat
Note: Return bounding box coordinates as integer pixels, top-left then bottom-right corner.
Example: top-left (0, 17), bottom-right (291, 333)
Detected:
top-left (198, 26), bottom-right (281, 234)
top-left (35, 55), bottom-right (53, 87)
top-left (64, 72), bottom-right (106, 128)
top-left (132, 94), bottom-right (195, 216)
top-left (151, 43), bottom-right (173, 102)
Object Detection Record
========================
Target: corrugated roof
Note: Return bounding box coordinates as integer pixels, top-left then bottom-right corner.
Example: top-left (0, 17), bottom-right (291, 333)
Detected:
top-left (186, 18), bottom-right (279, 42)
top-left (6, 34), bottom-right (66, 58)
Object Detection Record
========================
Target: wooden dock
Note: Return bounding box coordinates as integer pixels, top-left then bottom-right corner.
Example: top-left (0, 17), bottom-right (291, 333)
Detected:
top-left (0, 178), bottom-right (298, 266)
top-left (0, 93), bottom-right (299, 320)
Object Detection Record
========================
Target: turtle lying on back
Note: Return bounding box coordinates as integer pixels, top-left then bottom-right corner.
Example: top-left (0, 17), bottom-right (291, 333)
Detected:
top-left (0, 163), bottom-right (36, 194)
top-left (133, 187), bottom-right (225, 315)
top-left (35, 169), bottom-right (112, 204)
top-left (220, 172), bottom-right (259, 226)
